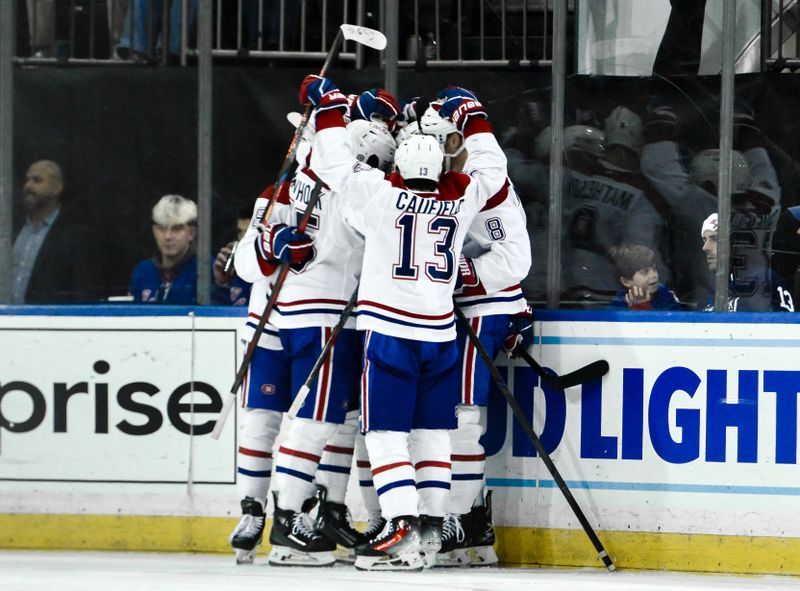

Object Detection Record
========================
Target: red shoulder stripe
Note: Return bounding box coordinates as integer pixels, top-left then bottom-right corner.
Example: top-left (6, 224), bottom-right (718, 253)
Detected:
top-left (480, 178), bottom-right (510, 211)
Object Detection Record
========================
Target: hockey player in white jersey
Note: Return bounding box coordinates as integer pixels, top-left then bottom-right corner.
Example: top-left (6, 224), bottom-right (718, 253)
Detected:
top-left (303, 76), bottom-right (508, 571)
top-left (227, 183), bottom-right (312, 564)
top-left (418, 105), bottom-right (532, 566)
top-left (262, 92), bottom-right (398, 567)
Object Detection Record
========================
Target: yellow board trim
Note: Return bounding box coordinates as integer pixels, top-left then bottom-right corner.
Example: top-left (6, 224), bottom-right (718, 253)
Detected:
top-left (2, 513), bottom-right (800, 575)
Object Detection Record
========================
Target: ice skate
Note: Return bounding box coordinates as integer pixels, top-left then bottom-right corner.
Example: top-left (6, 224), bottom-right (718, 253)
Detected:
top-left (228, 497), bottom-right (265, 565)
top-left (314, 484), bottom-right (364, 548)
top-left (268, 492), bottom-right (336, 567)
top-left (419, 515), bottom-right (443, 568)
top-left (354, 515), bottom-right (424, 572)
top-left (436, 513), bottom-right (471, 568)
top-left (465, 491), bottom-right (499, 567)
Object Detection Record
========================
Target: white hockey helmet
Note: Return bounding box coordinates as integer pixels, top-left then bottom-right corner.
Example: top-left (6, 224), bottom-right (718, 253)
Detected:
top-left (689, 149), bottom-right (752, 195)
top-left (563, 125), bottom-right (607, 157)
top-left (604, 105), bottom-right (644, 153)
top-left (394, 120), bottom-right (420, 148)
top-left (419, 103), bottom-right (465, 170)
top-left (347, 119), bottom-right (396, 173)
top-left (395, 134), bottom-right (444, 183)
top-left (419, 103), bottom-right (460, 147)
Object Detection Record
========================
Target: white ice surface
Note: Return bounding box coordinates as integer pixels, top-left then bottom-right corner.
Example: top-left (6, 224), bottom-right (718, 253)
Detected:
top-left (2, 551), bottom-right (800, 591)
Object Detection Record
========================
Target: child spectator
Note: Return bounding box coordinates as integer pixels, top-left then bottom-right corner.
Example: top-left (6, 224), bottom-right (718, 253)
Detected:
top-left (609, 243), bottom-right (680, 310)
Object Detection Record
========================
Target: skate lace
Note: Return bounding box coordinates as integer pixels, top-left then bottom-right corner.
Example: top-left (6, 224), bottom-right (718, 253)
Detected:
top-left (235, 513), bottom-right (264, 537)
top-left (291, 512), bottom-right (321, 540)
top-left (365, 513), bottom-right (384, 538)
top-left (442, 514), bottom-right (465, 544)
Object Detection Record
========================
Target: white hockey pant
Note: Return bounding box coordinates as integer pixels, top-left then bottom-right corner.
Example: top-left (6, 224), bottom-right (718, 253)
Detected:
top-left (411, 428), bottom-right (452, 518)
top-left (315, 410), bottom-right (358, 504)
top-left (237, 408), bottom-right (283, 509)
top-left (271, 417), bottom-right (337, 512)
top-left (355, 431), bottom-right (382, 519)
top-left (447, 404), bottom-right (487, 515)
top-left (365, 429), bottom-right (451, 520)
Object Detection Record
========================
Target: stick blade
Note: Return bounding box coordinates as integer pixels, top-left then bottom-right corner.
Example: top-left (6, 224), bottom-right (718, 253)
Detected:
top-left (551, 359), bottom-right (610, 389)
top-left (286, 112), bottom-right (303, 129)
top-left (340, 24), bottom-right (387, 50)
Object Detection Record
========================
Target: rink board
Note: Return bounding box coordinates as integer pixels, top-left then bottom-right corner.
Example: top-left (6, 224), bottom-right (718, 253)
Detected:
top-left (1, 306), bottom-right (800, 574)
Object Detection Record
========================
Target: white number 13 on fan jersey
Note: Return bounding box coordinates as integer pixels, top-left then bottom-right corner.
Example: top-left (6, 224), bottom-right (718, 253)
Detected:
top-left (392, 213), bottom-right (458, 283)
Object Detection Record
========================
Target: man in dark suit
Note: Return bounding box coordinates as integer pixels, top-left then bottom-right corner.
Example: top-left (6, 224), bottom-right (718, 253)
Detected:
top-left (12, 159), bottom-right (109, 304)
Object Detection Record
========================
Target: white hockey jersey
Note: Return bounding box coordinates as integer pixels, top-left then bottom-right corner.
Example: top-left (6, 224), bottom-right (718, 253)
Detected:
top-left (311, 113), bottom-right (508, 342)
top-left (456, 179), bottom-right (531, 318)
top-left (265, 166), bottom-right (364, 329)
top-left (234, 196), bottom-right (282, 351)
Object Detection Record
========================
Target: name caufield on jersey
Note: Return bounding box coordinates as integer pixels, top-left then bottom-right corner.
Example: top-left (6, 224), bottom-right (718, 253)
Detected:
top-left (395, 192), bottom-right (466, 215)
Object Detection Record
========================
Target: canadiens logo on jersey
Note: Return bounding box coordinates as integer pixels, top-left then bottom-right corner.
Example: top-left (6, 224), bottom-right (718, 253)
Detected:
top-left (260, 384), bottom-right (276, 395)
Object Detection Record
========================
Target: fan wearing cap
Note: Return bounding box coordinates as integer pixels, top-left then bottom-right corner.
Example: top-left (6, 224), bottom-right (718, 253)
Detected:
top-left (701, 212), bottom-right (794, 312)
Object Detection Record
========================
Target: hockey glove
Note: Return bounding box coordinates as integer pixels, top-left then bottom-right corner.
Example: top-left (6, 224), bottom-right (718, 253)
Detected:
top-left (350, 88), bottom-right (400, 127)
top-left (259, 223), bottom-right (314, 267)
top-left (503, 307), bottom-right (534, 359)
top-left (435, 86), bottom-right (487, 133)
top-left (395, 96), bottom-right (422, 129)
top-left (644, 96), bottom-right (681, 142)
top-left (299, 75), bottom-right (348, 114)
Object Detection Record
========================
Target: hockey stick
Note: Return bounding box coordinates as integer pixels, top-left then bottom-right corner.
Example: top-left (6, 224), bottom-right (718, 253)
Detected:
top-left (257, 24), bottom-right (386, 230)
top-left (210, 25), bottom-right (385, 440)
top-left (454, 305), bottom-right (616, 572)
top-left (514, 345), bottom-right (609, 390)
top-left (286, 285), bottom-right (360, 419)
top-left (211, 179), bottom-right (325, 440)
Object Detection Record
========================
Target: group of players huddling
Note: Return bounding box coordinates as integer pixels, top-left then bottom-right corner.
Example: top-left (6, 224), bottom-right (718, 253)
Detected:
top-left (226, 75), bottom-right (532, 571)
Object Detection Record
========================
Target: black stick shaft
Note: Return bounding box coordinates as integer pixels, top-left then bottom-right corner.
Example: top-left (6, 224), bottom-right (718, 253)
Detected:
top-left (454, 306), bottom-right (616, 572)
top-left (230, 179), bottom-right (325, 395)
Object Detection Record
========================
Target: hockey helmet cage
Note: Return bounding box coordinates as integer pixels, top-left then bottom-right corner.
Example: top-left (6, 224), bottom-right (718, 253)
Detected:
top-left (604, 105), bottom-right (644, 153)
top-left (347, 119), bottom-right (397, 173)
top-left (395, 134), bottom-right (444, 183)
top-left (689, 149), bottom-right (752, 195)
top-left (395, 120), bottom-right (421, 148)
top-left (563, 125), bottom-right (607, 158)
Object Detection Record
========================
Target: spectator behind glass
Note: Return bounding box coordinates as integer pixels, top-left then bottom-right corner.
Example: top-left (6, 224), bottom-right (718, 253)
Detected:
top-left (12, 159), bottom-right (109, 304)
top-left (701, 213), bottom-right (795, 312)
top-left (130, 194), bottom-right (198, 303)
top-left (211, 205), bottom-right (253, 306)
top-left (116, 0), bottom-right (198, 63)
top-left (771, 206), bottom-right (800, 303)
top-left (608, 243), bottom-right (680, 310)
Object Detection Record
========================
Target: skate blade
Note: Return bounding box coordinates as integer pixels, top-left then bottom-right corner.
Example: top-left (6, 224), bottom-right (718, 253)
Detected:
top-left (268, 546), bottom-right (336, 567)
top-left (468, 545), bottom-right (499, 567)
top-left (354, 551), bottom-right (425, 572)
top-left (434, 548), bottom-right (471, 568)
top-left (234, 547), bottom-right (258, 565)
